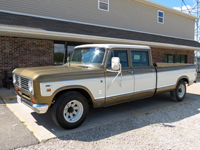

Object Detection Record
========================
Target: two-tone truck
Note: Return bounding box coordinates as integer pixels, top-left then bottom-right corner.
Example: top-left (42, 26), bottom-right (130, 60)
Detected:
top-left (13, 44), bottom-right (197, 129)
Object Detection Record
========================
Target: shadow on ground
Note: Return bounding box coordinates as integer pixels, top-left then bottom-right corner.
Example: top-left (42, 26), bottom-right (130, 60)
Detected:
top-left (30, 91), bottom-right (200, 142)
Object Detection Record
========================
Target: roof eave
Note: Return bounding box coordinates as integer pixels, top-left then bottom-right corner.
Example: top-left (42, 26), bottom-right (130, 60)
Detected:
top-left (0, 27), bottom-right (199, 50)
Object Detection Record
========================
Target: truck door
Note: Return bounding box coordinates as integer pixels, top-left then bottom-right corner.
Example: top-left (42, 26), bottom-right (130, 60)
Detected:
top-left (105, 49), bottom-right (134, 106)
top-left (131, 50), bottom-right (156, 99)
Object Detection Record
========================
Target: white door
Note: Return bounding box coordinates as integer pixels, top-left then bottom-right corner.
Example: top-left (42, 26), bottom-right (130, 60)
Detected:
top-left (131, 50), bottom-right (156, 98)
top-left (105, 49), bottom-right (134, 106)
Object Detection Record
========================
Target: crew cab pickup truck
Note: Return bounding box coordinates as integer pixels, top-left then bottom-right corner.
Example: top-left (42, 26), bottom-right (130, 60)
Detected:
top-left (13, 44), bottom-right (197, 129)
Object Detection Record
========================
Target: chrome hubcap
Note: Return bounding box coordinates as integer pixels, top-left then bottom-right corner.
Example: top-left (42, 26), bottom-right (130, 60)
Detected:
top-left (63, 100), bottom-right (83, 123)
top-left (178, 84), bottom-right (185, 98)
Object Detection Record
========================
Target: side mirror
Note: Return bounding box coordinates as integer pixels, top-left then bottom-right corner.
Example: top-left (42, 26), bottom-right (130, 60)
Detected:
top-left (111, 57), bottom-right (120, 70)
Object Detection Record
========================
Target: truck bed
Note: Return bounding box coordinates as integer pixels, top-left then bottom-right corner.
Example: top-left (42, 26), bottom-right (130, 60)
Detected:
top-left (153, 63), bottom-right (196, 94)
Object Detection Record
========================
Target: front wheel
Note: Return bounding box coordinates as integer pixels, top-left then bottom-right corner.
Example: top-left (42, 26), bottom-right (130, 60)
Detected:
top-left (170, 80), bottom-right (186, 102)
top-left (51, 91), bottom-right (89, 129)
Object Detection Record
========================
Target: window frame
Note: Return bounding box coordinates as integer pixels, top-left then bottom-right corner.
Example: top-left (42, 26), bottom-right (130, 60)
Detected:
top-left (163, 54), bottom-right (187, 63)
top-left (157, 10), bottom-right (164, 24)
top-left (98, 0), bottom-right (109, 12)
top-left (106, 49), bottom-right (130, 69)
top-left (131, 50), bottom-right (150, 68)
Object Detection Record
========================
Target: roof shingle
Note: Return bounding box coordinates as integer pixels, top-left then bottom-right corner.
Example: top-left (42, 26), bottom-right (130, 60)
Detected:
top-left (0, 12), bottom-right (200, 48)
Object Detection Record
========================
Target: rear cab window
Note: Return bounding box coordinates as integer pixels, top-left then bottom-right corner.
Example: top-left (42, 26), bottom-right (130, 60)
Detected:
top-left (131, 51), bottom-right (149, 67)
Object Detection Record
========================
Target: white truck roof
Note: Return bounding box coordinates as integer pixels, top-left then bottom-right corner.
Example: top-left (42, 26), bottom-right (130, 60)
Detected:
top-left (75, 44), bottom-right (150, 49)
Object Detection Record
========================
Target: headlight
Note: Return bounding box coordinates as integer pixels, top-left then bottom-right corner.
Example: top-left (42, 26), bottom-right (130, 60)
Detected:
top-left (13, 74), bottom-right (16, 84)
top-left (28, 80), bottom-right (33, 94)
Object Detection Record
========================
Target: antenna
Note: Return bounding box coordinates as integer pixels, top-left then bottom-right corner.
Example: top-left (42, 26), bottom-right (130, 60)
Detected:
top-left (181, 0), bottom-right (200, 41)
top-left (181, 0), bottom-right (200, 71)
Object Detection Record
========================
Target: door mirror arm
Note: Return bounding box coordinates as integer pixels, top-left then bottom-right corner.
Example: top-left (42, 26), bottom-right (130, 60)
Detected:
top-left (106, 61), bottom-right (122, 89)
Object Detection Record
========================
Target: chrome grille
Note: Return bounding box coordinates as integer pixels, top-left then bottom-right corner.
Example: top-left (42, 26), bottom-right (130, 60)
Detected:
top-left (15, 74), bottom-right (19, 86)
top-left (15, 74), bottom-right (29, 91)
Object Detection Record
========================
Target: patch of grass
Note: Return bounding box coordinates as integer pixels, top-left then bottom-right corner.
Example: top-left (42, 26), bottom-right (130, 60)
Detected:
top-left (30, 131), bottom-right (34, 134)
top-left (20, 121), bottom-right (25, 123)
top-left (43, 139), bottom-right (49, 143)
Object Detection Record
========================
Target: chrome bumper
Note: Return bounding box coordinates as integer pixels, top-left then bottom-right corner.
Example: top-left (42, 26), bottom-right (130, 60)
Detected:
top-left (17, 95), bottom-right (48, 114)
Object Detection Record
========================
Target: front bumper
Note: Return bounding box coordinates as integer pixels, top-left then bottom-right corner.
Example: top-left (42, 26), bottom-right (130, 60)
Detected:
top-left (17, 95), bottom-right (48, 114)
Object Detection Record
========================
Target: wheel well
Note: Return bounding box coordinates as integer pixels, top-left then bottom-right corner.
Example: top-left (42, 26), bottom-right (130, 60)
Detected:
top-left (52, 88), bottom-right (93, 106)
top-left (180, 78), bottom-right (189, 84)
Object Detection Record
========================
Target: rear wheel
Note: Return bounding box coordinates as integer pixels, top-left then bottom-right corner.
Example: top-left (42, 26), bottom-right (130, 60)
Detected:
top-left (51, 91), bottom-right (89, 129)
top-left (170, 80), bottom-right (186, 102)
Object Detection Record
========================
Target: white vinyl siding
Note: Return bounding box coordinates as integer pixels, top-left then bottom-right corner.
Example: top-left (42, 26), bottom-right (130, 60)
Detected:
top-left (0, 0), bottom-right (195, 39)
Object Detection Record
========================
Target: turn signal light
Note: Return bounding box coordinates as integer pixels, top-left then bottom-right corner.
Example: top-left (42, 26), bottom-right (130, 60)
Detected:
top-left (47, 89), bottom-right (51, 92)
top-left (30, 97), bottom-right (34, 102)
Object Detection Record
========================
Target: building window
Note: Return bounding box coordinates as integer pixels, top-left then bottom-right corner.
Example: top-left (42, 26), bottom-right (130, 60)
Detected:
top-left (98, 0), bottom-right (109, 11)
top-left (163, 54), bottom-right (187, 63)
top-left (54, 41), bottom-right (89, 65)
top-left (54, 42), bottom-right (66, 65)
top-left (168, 54), bottom-right (174, 63)
top-left (158, 10), bottom-right (164, 24)
top-left (67, 46), bottom-right (76, 62)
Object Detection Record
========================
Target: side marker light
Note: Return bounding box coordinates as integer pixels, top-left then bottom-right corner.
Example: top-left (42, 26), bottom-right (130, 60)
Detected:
top-left (47, 89), bottom-right (51, 92)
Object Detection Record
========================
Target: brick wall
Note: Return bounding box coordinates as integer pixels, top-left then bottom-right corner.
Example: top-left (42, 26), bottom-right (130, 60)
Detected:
top-left (151, 47), bottom-right (194, 64)
top-left (0, 36), bottom-right (195, 88)
top-left (0, 36), bottom-right (54, 87)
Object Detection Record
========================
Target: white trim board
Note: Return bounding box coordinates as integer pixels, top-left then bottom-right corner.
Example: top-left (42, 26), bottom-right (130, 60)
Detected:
top-left (0, 9), bottom-right (196, 42)
top-left (0, 26), bottom-right (199, 50)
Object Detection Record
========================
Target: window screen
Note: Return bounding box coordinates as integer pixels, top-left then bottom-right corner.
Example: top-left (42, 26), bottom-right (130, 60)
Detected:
top-left (131, 51), bottom-right (149, 67)
top-left (107, 50), bottom-right (128, 68)
top-left (99, 0), bottom-right (109, 11)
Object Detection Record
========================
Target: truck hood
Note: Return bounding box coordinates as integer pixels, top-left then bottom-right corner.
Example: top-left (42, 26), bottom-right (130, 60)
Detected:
top-left (13, 65), bottom-right (104, 81)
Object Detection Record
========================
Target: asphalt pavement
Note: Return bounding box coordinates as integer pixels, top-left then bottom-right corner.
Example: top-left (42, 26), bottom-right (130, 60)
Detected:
top-left (0, 99), bottom-right (38, 150)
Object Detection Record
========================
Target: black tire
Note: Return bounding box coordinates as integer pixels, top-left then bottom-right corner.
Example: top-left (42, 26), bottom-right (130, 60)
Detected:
top-left (170, 80), bottom-right (186, 102)
top-left (51, 91), bottom-right (89, 129)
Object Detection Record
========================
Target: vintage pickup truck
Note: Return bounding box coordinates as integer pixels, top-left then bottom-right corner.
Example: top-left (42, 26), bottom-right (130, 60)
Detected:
top-left (13, 44), bottom-right (197, 129)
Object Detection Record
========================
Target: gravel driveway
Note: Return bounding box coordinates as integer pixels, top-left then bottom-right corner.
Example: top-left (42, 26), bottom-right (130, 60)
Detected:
top-left (17, 96), bottom-right (200, 150)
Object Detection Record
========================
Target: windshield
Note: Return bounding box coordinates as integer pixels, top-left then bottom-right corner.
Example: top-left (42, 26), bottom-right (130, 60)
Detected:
top-left (70, 47), bottom-right (105, 66)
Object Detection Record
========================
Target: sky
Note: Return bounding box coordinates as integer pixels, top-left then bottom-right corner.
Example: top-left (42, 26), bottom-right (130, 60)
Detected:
top-left (150, 0), bottom-right (195, 10)
top-left (151, 0), bottom-right (200, 57)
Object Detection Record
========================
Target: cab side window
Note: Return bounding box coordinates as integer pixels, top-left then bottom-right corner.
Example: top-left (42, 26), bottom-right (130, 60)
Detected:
top-left (131, 51), bottom-right (149, 67)
top-left (107, 50), bottom-right (128, 68)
